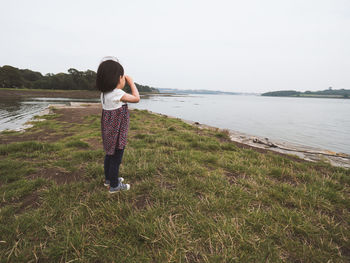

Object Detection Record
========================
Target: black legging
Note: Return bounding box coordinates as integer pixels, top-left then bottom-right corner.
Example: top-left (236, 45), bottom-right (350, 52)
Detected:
top-left (104, 147), bottom-right (125, 187)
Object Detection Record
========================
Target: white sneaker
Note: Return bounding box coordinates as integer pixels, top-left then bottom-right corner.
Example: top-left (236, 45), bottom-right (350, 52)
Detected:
top-left (104, 177), bottom-right (124, 187)
top-left (109, 183), bottom-right (130, 193)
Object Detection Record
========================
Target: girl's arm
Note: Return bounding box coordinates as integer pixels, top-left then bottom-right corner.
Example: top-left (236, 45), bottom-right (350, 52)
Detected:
top-left (121, 75), bottom-right (140, 103)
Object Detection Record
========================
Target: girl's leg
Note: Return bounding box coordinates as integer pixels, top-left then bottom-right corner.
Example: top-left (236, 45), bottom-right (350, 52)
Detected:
top-left (109, 148), bottom-right (125, 188)
top-left (104, 154), bottom-right (111, 181)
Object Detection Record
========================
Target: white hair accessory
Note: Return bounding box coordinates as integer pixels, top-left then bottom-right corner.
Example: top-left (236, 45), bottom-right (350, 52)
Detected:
top-left (100, 56), bottom-right (119, 64)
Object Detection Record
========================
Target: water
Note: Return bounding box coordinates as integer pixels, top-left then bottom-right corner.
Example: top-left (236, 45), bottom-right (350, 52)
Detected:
top-left (132, 94), bottom-right (350, 154)
top-left (0, 97), bottom-right (99, 131)
top-left (1, 94), bottom-right (349, 154)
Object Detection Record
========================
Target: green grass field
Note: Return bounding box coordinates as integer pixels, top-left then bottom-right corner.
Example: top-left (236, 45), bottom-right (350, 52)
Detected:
top-left (0, 108), bottom-right (349, 262)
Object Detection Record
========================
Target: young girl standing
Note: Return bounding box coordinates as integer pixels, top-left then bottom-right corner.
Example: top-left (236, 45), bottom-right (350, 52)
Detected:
top-left (96, 56), bottom-right (140, 193)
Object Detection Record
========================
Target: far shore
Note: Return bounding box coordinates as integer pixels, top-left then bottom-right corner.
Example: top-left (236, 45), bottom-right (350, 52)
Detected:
top-left (263, 94), bottom-right (349, 99)
top-left (0, 88), bottom-right (158, 99)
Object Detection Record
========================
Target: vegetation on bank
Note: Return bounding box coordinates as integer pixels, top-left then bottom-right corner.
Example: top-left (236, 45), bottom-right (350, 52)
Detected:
top-left (261, 88), bottom-right (350, 98)
top-left (0, 65), bottom-right (159, 93)
top-left (0, 108), bottom-right (349, 262)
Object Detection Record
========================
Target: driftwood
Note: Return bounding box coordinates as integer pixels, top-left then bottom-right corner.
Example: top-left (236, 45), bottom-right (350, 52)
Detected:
top-left (252, 137), bottom-right (350, 159)
top-left (252, 138), bottom-right (277, 148)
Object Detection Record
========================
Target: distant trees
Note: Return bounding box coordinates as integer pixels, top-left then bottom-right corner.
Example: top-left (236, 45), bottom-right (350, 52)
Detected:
top-left (124, 82), bottom-right (159, 93)
top-left (261, 88), bottom-right (350, 98)
top-left (0, 65), bottom-right (159, 93)
top-left (0, 65), bottom-right (96, 90)
top-left (261, 90), bottom-right (301, 97)
top-left (0, 65), bottom-right (25, 88)
top-left (21, 69), bottom-right (42, 82)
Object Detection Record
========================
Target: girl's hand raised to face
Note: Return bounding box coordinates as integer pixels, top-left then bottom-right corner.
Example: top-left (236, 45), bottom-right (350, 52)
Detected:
top-left (124, 75), bottom-right (133, 85)
top-left (121, 75), bottom-right (140, 103)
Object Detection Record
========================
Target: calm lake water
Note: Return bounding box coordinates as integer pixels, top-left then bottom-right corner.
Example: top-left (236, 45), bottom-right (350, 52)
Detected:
top-left (1, 94), bottom-right (350, 154)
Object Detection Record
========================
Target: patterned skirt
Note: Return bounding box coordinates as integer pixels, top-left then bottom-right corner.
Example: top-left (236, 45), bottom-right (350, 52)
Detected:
top-left (101, 104), bottom-right (130, 155)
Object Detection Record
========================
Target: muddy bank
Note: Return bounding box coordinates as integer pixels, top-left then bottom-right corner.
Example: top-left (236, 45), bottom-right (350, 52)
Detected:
top-left (0, 88), bottom-right (100, 99)
top-left (0, 88), bottom-right (159, 99)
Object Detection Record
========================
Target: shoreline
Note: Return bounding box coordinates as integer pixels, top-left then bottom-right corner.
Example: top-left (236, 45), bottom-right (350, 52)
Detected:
top-left (2, 100), bottom-right (349, 262)
top-left (0, 88), bottom-right (159, 99)
top-left (144, 109), bottom-right (350, 169)
top-left (13, 101), bottom-right (349, 169)
top-left (262, 95), bottom-right (349, 100)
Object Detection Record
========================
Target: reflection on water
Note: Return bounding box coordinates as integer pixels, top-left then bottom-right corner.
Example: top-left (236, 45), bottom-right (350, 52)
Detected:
top-left (1, 94), bottom-right (350, 155)
top-left (0, 97), bottom-right (98, 131)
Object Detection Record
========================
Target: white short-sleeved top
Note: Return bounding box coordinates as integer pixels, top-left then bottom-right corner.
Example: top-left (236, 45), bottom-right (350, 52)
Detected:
top-left (100, 88), bottom-right (127, 110)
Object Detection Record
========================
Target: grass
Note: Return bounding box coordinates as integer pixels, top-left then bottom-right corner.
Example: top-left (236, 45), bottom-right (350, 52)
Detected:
top-left (0, 108), bottom-right (349, 262)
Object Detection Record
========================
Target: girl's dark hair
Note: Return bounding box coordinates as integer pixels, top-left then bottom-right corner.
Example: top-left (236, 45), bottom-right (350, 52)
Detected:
top-left (96, 60), bottom-right (124, 92)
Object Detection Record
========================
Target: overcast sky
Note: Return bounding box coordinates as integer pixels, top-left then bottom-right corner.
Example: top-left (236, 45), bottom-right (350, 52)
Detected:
top-left (1, 0), bottom-right (349, 93)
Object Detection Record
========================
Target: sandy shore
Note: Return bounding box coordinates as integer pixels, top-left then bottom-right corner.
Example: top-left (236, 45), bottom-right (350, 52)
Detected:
top-left (15, 102), bottom-right (347, 169)
top-left (0, 88), bottom-right (101, 99)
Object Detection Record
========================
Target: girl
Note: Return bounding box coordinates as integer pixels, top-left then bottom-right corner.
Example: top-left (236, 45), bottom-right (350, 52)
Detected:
top-left (96, 56), bottom-right (140, 193)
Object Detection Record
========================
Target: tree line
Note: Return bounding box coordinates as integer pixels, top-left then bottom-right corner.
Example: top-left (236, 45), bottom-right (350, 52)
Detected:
top-left (0, 65), bottom-right (159, 93)
top-left (261, 88), bottom-right (350, 98)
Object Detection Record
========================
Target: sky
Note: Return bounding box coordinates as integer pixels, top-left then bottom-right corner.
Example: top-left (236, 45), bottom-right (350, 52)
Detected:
top-left (0, 0), bottom-right (349, 93)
